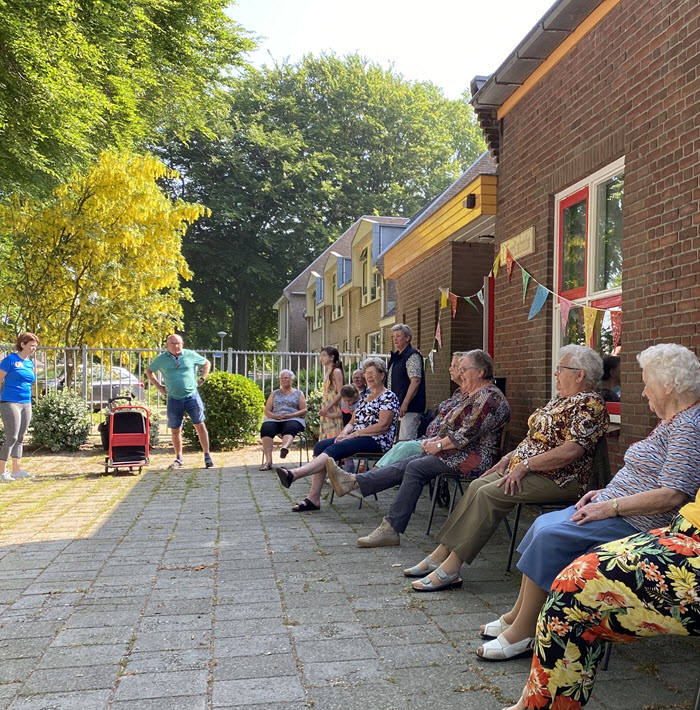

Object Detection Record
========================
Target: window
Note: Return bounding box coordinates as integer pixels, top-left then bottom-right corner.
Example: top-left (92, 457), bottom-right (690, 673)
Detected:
top-left (331, 274), bottom-right (343, 320)
top-left (553, 158), bottom-right (624, 418)
top-left (367, 331), bottom-right (381, 354)
top-left (354, 336), bottom-right (361, 352)
top-left (277, 304), bottom-right (286, 340)
top-left (342, 339), bottom-right (348, 353)
top-left (312, 288), bottom-right (323, 331)
top-left (360, 246), bottom-right (380, 305)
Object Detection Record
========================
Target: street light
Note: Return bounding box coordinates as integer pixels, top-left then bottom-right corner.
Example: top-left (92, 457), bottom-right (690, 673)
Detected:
top-left (217, 331), bottom-right (227, 351)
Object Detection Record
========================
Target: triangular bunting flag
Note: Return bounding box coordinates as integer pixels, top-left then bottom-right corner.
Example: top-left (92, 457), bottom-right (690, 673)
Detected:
top-left (492, 252), bottom-right (501, 278)
top-left (521, 270), bottom-right (531, 304)
top-left (610, 310), bottom-right (622, 350)
top-left (427, 350), bottom-right (435, 374)
top-left (583, 307), bottom-right (598, 346)
top-left (439, 287), bottom-right (449, 309)
top-left (449, 292), bottom-right (458, 318)
top-left (464, 296), bottom-right (479, 312)
top-left (505, 251), bottom-right (515, 282)
top-left (528, 284), bottom-right (549, 320)
top-left (558, 296), bottom-right (572, 333)
top-left (476, 288), bottom-right (484, 306)
top-left (435, 322), bottom-right (442, 349)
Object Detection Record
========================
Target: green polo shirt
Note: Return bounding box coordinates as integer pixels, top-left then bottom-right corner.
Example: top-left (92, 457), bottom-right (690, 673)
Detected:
top-left (149, 349), bottom-right (207, 400)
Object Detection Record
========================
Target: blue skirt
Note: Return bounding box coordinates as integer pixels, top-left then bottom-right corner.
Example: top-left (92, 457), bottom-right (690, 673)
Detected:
top-left (516, 505), bottom-right (639, 590)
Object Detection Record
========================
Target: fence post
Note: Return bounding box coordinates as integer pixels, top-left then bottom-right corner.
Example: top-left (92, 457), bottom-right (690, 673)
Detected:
top-left (227, 348), bottom-right (233, 374)
top-left (81, 345), bottom-right (88, 399)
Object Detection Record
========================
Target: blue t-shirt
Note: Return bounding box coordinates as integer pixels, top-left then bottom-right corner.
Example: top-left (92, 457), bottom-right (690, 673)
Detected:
top-left (148, 349), bottom-right (207, 400)
top-left (0, 353), bottom-right (36, 403)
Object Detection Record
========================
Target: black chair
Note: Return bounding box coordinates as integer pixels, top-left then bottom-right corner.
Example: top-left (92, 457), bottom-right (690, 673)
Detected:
top-left (260, 431), bottom-right (309, 468)
top-left (425, 425), bottom-right (511, 535)
top-left (505, 436), bottom-right (611, 572)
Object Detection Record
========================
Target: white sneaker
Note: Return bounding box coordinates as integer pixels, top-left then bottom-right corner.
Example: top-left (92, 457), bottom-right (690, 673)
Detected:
top-left (1, 472), bottom-right (16, 482)
top-left (11, 471), bottom-right (32, 479)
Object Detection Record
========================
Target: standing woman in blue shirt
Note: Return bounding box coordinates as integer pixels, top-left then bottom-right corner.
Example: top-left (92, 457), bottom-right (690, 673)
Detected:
top-left (0, 332), bottom-right (39, 482)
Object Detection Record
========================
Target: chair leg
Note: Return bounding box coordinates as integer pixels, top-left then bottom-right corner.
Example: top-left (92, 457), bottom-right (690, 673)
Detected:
top-left (506, 504), bottom-right (523, 572)
top-left (425, 476), bottom-right (442, 535)
top-left (448, 479), bottom-right (462, 515)
top-left (600, 641), bottom-right (613, 672)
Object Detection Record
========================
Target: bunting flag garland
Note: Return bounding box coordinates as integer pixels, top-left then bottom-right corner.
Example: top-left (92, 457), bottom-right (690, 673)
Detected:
top-left (583, 307), bottom-right (599, 347)
top-left (492, 252), bottom-right (501, 278)
top-left (464, 296), bottom-right (479, 312)
top-left (558, 296), bottom-right (572, 333)
top-left (449, 292), bottom-right (458, 318)
top-left (528, 284), bottom-right (549, 320)
top-left (439, 287), bottom-right (449, 309)
top-left (521, 270), bottom-right (531, 304)
top-left (427, 350), bottom-right (435, 374)
top-left (505, 250), bottom-right (515, 282)
top-left (476, 288), bottom-right (484, 306)
top-left (610, 310), bottom-right (622, 350)
top-left (435, 322), bottom-right (442, 349)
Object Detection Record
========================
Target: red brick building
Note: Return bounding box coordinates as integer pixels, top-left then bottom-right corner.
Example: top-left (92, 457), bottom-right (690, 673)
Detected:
top-left (472, 0), bottom-right (700, 463)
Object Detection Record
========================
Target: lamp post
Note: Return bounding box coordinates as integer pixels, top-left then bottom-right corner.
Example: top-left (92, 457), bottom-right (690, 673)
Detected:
top-left (217, 331), bottom-right (227, 351)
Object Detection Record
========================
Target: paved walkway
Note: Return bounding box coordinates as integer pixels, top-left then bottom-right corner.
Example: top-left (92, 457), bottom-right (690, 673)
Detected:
top-left (0, 446), bottom-right (698, 710)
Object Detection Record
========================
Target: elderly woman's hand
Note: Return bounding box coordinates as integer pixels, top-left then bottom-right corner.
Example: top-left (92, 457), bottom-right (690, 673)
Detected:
top-left (575, 489), bottom-right (603, 509)
top-left (496, 462), bottom-right (528, 495)
top-left (570, 500), bottom-right (616, 525)
top-left (481, 456), bottom-right (510, 478)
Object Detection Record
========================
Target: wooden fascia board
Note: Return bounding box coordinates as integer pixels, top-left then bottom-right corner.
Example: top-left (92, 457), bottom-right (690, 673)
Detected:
top-left (497, 0), bottom-right (624, 120)
top-left (384, 175), bottom-right (497, 279)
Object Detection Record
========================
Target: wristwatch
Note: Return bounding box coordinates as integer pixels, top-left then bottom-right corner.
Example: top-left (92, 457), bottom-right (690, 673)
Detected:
top-left (436, 441), bottom-right (443, 451)
top-left (611, 498), bottom-right (620, 515)
top-left (523, 458), bottom-right (531, 472)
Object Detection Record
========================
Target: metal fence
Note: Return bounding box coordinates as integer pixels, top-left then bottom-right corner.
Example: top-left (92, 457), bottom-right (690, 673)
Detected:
top-left (0, 345), bottom-right (388, 412)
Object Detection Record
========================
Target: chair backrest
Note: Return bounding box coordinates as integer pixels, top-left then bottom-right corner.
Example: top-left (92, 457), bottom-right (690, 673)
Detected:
top-left (497, 424), bottom-right (510, 459)
top-left (416, 409), bottom-right (435, 439)
top-left (584, 436), bottom-right (612, 493)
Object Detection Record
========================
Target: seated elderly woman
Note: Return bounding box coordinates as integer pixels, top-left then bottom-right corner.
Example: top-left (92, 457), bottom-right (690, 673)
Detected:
top-left (276, 357), bottom-right (399, 512)
top-left (502, 485), bottom-right (700, 710)
top-left (369, 351), bottom-right (468, 468)
top-left (404, 344), bottom-right (609, 592)
top-left (477, 343), bottom-right (700, 661)
top-left (259, 370), bottom-right (308, 471)
top-left (326, 350), bottom-right (511, 548)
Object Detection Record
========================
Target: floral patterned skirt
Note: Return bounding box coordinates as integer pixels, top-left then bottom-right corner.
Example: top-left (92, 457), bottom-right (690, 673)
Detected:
top-left (523, 513), bottom-right (700, 709)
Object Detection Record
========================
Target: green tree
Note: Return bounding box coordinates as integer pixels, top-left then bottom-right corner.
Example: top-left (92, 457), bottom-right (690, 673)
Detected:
top-left (0, 0), bottom-right (253, 196)
top-left (0, 151), bottom-right (207, 347)
top-left (164, 53), bottom-right (487, 349)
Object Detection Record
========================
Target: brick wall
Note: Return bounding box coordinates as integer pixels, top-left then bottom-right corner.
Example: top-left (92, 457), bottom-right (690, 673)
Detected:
top-left (395, 243), bottom-right (494, 407)
top-left (494, 0), bottom-right (700, 465)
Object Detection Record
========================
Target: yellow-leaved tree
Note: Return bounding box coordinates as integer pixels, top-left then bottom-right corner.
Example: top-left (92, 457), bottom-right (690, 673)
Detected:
top-left (0, 151), bottom-right (208, 347)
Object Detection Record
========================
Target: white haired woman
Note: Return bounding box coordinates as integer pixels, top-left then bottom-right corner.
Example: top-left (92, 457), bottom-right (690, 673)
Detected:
top-left (276, 357), bottom-right (399, 512)
top-left (479, 343), bottom-right (700, 663)
top-left (406, 344), bottom-right (609, 592)
top-left (259, 370), bottom-right (307, 471)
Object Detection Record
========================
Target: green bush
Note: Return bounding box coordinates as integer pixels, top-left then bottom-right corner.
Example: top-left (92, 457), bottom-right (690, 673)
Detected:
top-left (304, 387), bottom-right (323, 440)
top-left (183, 372), bottom-right (265, 450)
top-left (31, 390), bottom-right (91, 452)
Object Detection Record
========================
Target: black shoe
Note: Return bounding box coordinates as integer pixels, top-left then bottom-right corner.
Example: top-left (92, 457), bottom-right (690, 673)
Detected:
top-left (280, 447), bottom-right (289, 459)
top-left (276, 467), bottom-right (294, 488)
top-left (204, 453), bottom-right (213, 468)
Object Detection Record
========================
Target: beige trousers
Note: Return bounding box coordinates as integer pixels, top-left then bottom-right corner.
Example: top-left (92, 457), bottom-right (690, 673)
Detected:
top-left (436, 470), bottom-right (580, 565)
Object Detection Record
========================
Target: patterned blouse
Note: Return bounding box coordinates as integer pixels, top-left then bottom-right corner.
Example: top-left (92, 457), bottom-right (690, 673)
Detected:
top-left (426, 388), bottom-right (467, 438)
top-left (436, 384), bottom-right (511, 477)
top-left (597, 403), bottom-right (700, 531)
top-left (351, 389), bottom-right (400, 452)
top-left (263, 389), bottom-right (305, 428)
top-left (509, 390), bottom-right (609, 491)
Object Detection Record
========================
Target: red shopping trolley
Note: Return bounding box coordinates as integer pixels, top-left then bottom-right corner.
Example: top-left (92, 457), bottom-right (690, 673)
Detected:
top-left (99, 396), bottom-right (150, 474)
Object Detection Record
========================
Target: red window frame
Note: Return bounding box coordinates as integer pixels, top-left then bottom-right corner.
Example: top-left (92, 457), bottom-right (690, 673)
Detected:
top-left (558, 187), bottom-right (589, 301)
top-left (591, 294), bottom-right (622, 416)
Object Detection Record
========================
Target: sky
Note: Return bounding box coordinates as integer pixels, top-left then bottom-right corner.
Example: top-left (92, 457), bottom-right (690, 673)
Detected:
top-left (227, 0), bottom-right (557, 99)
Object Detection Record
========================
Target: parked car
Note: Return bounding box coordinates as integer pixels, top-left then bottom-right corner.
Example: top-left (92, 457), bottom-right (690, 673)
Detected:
top-left (43, 365), bottom-right (146, 410)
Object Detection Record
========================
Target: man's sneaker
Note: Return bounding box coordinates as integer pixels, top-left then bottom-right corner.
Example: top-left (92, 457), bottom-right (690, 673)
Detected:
top-left (204, 453), bottom-right (213, 468)
top-left (357, 518), bottom-right (400, 548)
top-left (11, 471), bottom-right (32, 479)
top-left (169, 457), bottom-right (184, 469)
top-left (1, 472), bottom-right (16, 482)
top-left (326, 458), bottom-right (358, 497)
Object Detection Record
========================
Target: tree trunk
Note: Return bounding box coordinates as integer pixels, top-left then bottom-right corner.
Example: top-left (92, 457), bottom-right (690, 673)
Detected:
top-left (232, 281), bottom-right (250, 350)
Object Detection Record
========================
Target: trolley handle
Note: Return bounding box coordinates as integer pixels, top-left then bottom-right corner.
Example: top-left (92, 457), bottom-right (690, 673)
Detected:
top-left (108, 395), bottom-right (134, 405)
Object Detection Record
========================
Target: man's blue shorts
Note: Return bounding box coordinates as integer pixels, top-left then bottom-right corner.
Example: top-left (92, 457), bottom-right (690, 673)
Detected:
top-left (167, 392), bottom-right (205, 429)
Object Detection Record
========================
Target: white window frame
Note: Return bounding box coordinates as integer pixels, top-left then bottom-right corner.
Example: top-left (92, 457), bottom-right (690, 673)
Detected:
top-left (367, 331), bottom-right (381, 354)
top-left (552, 157), bottom-right (624, 422)
top-left (331, 274), bottom-right (343, 321)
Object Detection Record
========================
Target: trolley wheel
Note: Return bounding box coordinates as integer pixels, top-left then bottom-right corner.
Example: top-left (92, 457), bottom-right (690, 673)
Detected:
top-left (138, 467), bottom-right (143, 474)
top-left (104, 465), bottom-right (109, 475)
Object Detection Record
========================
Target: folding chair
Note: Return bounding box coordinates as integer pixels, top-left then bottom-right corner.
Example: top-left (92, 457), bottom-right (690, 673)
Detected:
top-left (505, 436), bottom-right (611, 572)
top-left (260, 431), bottom-right (310, 468)
top-left (425, 425), bottom-right (511, 535)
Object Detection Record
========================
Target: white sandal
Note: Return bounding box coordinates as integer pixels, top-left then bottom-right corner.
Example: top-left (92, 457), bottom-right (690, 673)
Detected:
top-left (403, 555), bottom-right (440, 577)
top-left (476, 633), bottom-right (533, 661)
top-left (480, 614), bottom-right (511, 638)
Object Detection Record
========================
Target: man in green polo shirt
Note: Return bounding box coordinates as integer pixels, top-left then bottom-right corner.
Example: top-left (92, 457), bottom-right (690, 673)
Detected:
top-left (146, 334), bottom-right (213, 469)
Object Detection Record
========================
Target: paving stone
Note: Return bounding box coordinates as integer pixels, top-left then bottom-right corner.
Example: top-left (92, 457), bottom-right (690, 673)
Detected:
top-left (125, 648), bottom-right (210, 673)
top-left (111, 696), bottom-right (207, 710)
top-left (214, 633), bottom-right (291, 658)
top-left (6, 689), bottom-right (111, 710)
top-left (20, 665), bottom-right (119, 694)
top-left (130, 629), bottom-right (212, 652)
top-left (114, 669), bottom-right (208, 701)
top-left (295, 637), bottom-right (378, 664)
top-left (211, 676), bottom-right (305, 707)
top-left (36, 644), bottom-right (127, 669)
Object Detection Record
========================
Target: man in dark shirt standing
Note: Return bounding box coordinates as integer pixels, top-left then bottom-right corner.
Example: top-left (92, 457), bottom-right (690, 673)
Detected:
top-left (387, 324), bottom-right (425, 440)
